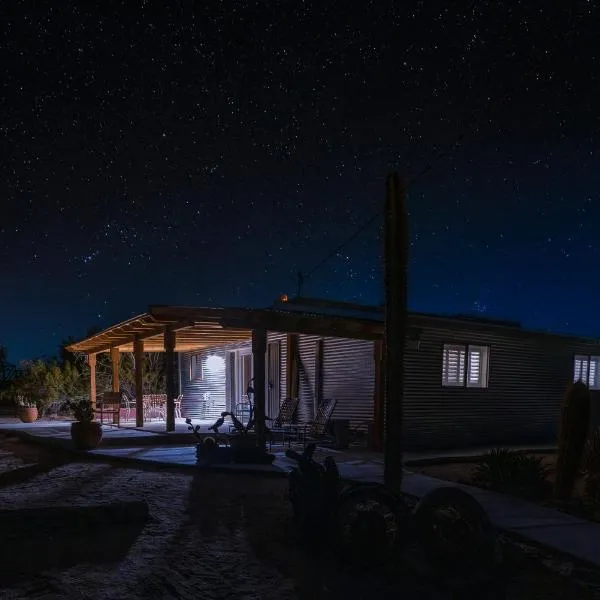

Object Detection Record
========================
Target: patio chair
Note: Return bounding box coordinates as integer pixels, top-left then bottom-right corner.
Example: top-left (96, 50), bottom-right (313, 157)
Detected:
top-left (265, 397), bottom-right (299, 447)
top-left (174, 394), bottom-right (183, 419)
top-left (290, 398), bottom-right (337, 447)
top-left (98, 392), bottom-right (121, 427)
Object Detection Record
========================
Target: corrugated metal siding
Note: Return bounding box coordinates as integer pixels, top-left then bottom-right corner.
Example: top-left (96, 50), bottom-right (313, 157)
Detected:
top-left (296, 335), bottom-right (319, 423)
top-left (402, 318), bottom-right (600, 450)
top-left (180, 348), bottom-right (227, 421)
top-left (322, 337), bottom-right (375, 427)
top-left (181, 333), bottom-right (288, 421)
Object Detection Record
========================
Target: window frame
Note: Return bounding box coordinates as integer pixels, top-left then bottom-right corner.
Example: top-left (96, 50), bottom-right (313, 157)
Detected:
top-left (573, 354), bottom-right (600, 390)
top-left (441, 343), bottom-right (490, 389)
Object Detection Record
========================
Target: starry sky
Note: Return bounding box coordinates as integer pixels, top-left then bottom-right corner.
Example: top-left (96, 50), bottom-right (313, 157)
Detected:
top-left (1, 1), bottom-right (600, 361)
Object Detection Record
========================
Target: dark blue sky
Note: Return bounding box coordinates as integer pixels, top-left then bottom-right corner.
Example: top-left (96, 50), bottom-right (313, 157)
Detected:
top-left (1, 2), bottom-right (599, 362)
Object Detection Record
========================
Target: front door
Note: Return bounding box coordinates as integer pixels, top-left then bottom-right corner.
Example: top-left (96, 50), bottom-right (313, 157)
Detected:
top-left (232, 343), bottom-right (280, 420)
top-left (267, 341), bottom-right (281, 419)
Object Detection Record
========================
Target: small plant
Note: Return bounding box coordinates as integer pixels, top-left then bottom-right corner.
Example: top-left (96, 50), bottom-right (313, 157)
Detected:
top-left (14, 394), bottom-right (36, 408)
top-left (66, 398), bottom-right (95, 423)
top-left (473, 448), bottom-right (549, 498)
top-left (555, 381), bottom-right (591, 501)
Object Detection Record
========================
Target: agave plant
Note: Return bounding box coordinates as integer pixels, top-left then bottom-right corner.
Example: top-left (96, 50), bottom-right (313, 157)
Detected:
top-left (582, 428), bottom-right (600, 477)
top-left (474, 447), bottom-right (549, 498)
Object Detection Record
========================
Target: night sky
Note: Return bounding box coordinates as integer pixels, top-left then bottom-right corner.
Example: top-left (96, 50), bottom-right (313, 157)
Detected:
top-left (2, 2), bottom-right (599, 361)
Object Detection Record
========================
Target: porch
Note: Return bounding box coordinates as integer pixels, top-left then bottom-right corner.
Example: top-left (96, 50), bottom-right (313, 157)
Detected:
top-left (65, 303), bottom-right (383, 447)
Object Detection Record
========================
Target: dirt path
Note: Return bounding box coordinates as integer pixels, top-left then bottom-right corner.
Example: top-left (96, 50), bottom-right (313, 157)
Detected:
top-left (0, 438), bottom-right (596, 599)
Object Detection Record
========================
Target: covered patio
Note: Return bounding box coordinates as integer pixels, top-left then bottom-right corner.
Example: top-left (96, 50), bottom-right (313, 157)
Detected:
top-left (66, 303), bottom-right (383, 446)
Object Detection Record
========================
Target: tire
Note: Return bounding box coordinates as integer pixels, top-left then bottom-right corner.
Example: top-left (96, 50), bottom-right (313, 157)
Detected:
top-left (410, 486), bottom-right (503, 591)
top-left (335, 482), bottom-right (413, 566)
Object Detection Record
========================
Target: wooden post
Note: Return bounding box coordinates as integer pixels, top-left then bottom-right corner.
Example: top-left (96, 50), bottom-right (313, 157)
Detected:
top-left (88, 354), bottom-right (97, 412)
top-left (383, 172), bottom-right (409, 491)
top-left (315, 338), bottom-right (324, 409)
top-left (252, 328), bottom-right (267, 448)
top-left (164, 327), bottom-right (177, 432)
top-left (134, 338), bottom-right (144, 428)
top-left (286, 333), bottom-right (299, 399)
top-left (110, 347), bottom-right (120, 392)
top-left (372, 340), bottom-right (384, 452)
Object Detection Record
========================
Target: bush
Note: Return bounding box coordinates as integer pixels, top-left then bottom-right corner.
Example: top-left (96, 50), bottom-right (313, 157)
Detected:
top-left (582, 427), bottom-right (600, 477)
top-left (473, 448), bottom-right (549, 499)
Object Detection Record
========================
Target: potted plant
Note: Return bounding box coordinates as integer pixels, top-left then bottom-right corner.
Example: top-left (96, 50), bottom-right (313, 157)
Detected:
top-left (15, 395), bottom-right (38, 423)
top-left (67, 398), bottom-right (102, 450)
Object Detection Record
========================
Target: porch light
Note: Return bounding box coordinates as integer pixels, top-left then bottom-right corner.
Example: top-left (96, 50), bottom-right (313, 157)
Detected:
top-left (205, 354), bottom-right (225, 373)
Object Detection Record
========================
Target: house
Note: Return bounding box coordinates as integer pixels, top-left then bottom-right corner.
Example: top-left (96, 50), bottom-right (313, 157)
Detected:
top-left (66, 297), bottom-right (600, 451)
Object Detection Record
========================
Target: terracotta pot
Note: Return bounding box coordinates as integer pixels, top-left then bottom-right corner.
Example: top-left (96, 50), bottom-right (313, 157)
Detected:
top-left (71, 421), bottom-right (103, 450)
top-left (18, 407), bottom-right (38, 423)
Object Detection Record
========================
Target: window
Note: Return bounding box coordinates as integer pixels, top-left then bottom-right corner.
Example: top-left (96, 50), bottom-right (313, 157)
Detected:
top-left (442, 344), bottom-right (490, 388)
top-left (574, 355), bottom-right (600, 389)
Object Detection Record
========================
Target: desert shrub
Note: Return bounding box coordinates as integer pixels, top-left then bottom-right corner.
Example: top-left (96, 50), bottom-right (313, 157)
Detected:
top-left (473, 448), bottom-right (549, 498)
top-left (555, 381), bottom-right (591, 501)
top-left (582, 427), bottom-right (600, 477)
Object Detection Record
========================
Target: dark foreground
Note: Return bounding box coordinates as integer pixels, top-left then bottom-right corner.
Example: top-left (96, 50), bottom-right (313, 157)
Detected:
top-left (0, 435), bottom-right (597, 599)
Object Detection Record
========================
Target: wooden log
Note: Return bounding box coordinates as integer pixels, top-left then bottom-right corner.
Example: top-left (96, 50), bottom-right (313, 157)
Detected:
top-left (252, 328), bottom-right (268, 448)
top-left (110, 346), bottom-right (120, 392)
top-left (383, 173), bottom-right (409, 491)
top-left (134, 337), bottom-right (144, 427)
top-left (165, 326), bottom-right (178, 432)
top-left (88, 353), bottom-right (97, 411)
top-left (372, 339), bottom-right (384, 452)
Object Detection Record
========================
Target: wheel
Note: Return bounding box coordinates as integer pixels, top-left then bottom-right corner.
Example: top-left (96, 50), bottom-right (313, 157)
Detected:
top-left (411, 486), bottom-right (503, 591)
top-left (335, 482), bottom-right (412, 566)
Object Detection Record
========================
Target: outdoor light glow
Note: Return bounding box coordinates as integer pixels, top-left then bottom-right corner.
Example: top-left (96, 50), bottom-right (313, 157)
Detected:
top-left (205, 354), bottom-right (225, 372)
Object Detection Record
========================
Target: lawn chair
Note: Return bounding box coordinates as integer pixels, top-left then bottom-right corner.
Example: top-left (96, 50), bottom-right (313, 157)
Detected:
top-left (98, 392), bottom-right (121, 426)
top-left (288, 398), bottom-right (337, 447)
top-left (266, 397), bottom-right (299, 447)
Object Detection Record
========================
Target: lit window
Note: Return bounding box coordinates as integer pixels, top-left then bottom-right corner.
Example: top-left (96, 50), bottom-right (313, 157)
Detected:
top-left (442, 344), bottom-right (490, 388)
top-left (574, 355), bottom-right (600, 390)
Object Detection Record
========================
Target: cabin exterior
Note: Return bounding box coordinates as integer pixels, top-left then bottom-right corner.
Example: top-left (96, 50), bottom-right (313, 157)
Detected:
top-left (178, 299), bottom-right (600, 450)
top-left (66, 298), bottom-right (600, 451)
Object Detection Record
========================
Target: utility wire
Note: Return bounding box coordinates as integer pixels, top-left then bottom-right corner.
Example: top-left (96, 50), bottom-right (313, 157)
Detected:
top-left (294, 69), bottom-right (526, 297)
top-left (294, 131), bottom-right (466, 297)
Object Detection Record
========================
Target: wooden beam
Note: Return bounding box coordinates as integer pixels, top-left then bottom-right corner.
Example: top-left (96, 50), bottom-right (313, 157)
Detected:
top-left (221, 313), bottom-right (382, 341)
top-left (110, 347), bottom-right (120, 393)
top-left (314, 338), bottom-right (324, 408)
top-left (79, 327), bottom-right (251, 356)
top-left (88, 354), bottom-right (97, 412)
top-left (134, 338), bottom-right (144, 428)
top-left (164, 327), bottom-right (177, 432)
top-left (383, 173), bottom-right (408, 491)
top-left (372, 340), bottom-right (384, 452)
top-left (252, 328), bottom-right (267, 448)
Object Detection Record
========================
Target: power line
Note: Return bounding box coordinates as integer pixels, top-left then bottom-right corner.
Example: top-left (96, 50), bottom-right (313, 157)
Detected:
top-left (294, 71), bottom-right (527, 297)
top-left (294, 132), bottom-right (466, 296)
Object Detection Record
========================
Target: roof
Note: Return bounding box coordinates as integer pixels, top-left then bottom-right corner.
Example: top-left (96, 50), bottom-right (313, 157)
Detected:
top-left (278, 297), bottom-right (600, 344)
top-left (66, 297), bottom-right (600, 355)
top-left (65, 304), bottom-right (383, 354)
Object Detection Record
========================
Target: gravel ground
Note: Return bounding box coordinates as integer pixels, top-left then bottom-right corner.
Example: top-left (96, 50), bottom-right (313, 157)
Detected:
top-left (0, 437), bottom-right (597, 599)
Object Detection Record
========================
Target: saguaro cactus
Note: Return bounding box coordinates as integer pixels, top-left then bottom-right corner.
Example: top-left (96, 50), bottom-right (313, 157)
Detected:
top-left (555, 381), bottom-right (591, 501)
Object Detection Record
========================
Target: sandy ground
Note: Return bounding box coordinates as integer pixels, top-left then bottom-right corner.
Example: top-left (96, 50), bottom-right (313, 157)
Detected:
top-left (0, 439), bottom-right (596, 599)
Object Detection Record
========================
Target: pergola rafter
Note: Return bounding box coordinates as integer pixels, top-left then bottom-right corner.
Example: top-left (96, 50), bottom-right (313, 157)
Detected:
top-left (65, 304), bottom-right (383, 434)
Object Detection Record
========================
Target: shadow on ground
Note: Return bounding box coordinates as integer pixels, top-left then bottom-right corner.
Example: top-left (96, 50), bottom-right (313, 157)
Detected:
top-left (0, 502), bottom-right (149, 585)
